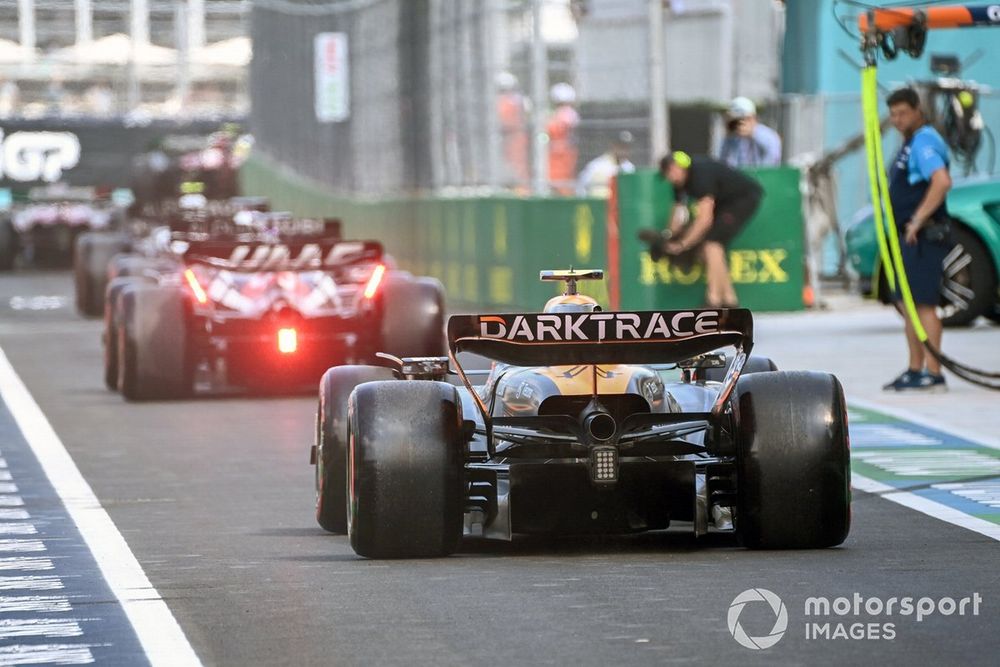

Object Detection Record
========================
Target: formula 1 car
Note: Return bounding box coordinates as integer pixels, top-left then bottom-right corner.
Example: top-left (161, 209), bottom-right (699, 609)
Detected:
top-left (104, 210), bottom-right (445, 400)
top-left (73, 190), bottom-right (270, 317)
top-left (311, 269), bottom-right (850, 558)
top-left (130, 128), bottom-right (251, 209)
top-left (0, 185), bottom-right (126, 270)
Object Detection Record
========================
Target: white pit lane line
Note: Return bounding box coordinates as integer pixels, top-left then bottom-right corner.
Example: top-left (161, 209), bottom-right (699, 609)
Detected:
top-left (851, 397), bottom-right (1000, 543)
top-left (851, 474), bottom-right (1000, 542)
top-left (0, 347), bottom-right (201, 667)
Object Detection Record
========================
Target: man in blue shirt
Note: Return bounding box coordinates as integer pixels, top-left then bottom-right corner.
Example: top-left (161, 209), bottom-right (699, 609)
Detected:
top-left (882, 88), bottom-right (953, 392)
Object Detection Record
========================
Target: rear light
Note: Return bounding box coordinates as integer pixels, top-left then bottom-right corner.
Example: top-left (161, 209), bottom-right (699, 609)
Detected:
top-left (277, 327), bottom-right (298, 354)
top-left (363, 264), bottom-right (386, 300)
top-left (184, 268), bottom-right (208, 304)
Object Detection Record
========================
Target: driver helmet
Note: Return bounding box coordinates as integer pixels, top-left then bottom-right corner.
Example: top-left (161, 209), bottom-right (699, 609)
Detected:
top-left (543, 293), bottom-right (601, 313)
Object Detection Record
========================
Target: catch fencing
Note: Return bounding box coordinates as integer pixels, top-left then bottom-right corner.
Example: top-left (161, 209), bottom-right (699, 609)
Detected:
top-left (249, 0), bottom-right (784, 196)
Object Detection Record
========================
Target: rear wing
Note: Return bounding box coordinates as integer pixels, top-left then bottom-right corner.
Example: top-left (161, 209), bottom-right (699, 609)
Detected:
top-left (448, 309), bottom-right (752, 367)
top-left (19, 185), bottom-right (109, 203)
top-left (176, 238), bottom-right (382, 272)
top-left (166, 213), bottom-right (342, 240)
top-left (449, 308), bottom-right (754, 428)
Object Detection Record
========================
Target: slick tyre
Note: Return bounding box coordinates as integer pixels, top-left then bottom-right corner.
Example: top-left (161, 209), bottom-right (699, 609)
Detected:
top-left (104, 276), bottom-right (154, 391)
top-left (74, 232), bottom-right (130, 317)
top-left (117, 284), bottom-right (193, 401)
top-left (733, 370), bottom-right (850, 549)
top-left (381, 274), bottom-right (446, 358)
top-left (701, 354), bottom-right (778, 383)
top-left (0, 216), bottom-right (16, 271)
top-left (108, 254), bottom-right (162, 282)
top-left (348, 381), bottom-right (464, 558)
top-left (315, 365), bottom-right (395, 533)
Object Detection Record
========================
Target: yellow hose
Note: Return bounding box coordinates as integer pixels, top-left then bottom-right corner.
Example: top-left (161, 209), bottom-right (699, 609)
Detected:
top-left (862, 65), bottom-right (928, 341)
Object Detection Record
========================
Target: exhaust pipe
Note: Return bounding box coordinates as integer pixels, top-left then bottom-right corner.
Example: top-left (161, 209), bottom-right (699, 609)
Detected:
top-left (582, 410), bottom-right (616, 442)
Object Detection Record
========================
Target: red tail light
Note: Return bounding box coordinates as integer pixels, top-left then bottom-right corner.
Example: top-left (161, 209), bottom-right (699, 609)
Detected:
top-left (277, 327), bottom-right (298, 354)
top-left (363, 264), bottom-right (386, 300)
top-left (184, 268), bottom-right (208, 304)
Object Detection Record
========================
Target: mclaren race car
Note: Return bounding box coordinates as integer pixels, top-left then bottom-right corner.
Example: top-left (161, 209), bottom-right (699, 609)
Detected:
top-left (103, 210), bottom-right (445, 400)
top-left (312, 269), bottom-right (850, 558)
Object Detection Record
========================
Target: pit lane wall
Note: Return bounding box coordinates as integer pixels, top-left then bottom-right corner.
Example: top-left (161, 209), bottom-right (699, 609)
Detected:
top-left (242, 154), bottom-right (804, 312)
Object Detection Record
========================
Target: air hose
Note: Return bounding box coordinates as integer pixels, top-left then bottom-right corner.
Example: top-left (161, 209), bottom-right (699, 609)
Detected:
top-left (862, 65), bottom-right (1000, 390)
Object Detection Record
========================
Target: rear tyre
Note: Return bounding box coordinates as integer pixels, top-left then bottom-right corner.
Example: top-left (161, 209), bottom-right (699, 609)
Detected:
top-left (104, 276), bottom-right (154, 391)
top-left (939, 225), bottom-right (996, 327)
top-left (732, 370), bottom-right (850, 549)
top-left (108, 254), bottom-right (162, 282)
top-left (117, 284), bottom-right (193, 401)
top-left (315, 365), bottom-right (395, 533)
top-left (74, 232), bottom-right (130, 317)
top-left (381, 274), bottom-right (446, 358)
top-left (0, 216), bottom-right (16, 271)
top-left (701, 354), bottom-right (778, 383)
top-left (348, 381), bottom-right (464, 558)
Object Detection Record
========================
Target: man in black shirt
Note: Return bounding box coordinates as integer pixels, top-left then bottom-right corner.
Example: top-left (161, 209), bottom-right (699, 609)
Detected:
top-left (641, 151), bottom-right (763, 307)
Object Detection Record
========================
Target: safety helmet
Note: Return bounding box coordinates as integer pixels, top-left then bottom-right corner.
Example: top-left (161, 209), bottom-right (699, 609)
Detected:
top-left (550, 82), bottom-right (577, 105)
top-left (496, 71), bottom-right (518, 91)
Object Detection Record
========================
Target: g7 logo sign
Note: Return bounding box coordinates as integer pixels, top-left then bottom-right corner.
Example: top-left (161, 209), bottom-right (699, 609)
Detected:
top-left (0, 130), bottom-right (81, 182)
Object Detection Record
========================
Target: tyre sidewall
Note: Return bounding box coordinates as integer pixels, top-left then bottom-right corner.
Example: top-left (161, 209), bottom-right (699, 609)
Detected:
top-left (118, 284), bottom-right (192, 401)
top-left (0, 216), bottom-right (17, 270)
top-left (348, 380), bottom-right (464, 558)
top-left (380, 274), bottom-right (446, 358)
top-left (104, 276), bottom-right (153, 390)
top-left (76, 233), bottom-right (130, 317)
top-left (733, 370), bottom-right (850, 549)
top-left (315, 365), bottom-right (395, 533)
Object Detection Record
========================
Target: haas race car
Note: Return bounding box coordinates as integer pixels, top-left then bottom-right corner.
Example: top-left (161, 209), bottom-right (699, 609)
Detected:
top-left (103, 211), bottom-right (445, 401)
top-left (74, 192), bottom-right (270, 318)
top-left (312, 269), bottom-right (850, 558)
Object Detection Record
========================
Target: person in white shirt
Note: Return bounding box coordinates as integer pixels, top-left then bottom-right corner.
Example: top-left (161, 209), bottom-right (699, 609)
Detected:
top-left (576, 131), bottom-right (636, 197)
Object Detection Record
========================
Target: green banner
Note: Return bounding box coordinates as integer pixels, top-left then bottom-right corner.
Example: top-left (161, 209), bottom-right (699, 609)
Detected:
top-left (242, 156), bottom-right (802, 313)
top-left (617, 167), bottom-right (805, 311)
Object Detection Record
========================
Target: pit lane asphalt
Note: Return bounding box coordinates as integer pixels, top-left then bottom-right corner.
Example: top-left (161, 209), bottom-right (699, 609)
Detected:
top-left (0, 270), bottom-right (997, 666)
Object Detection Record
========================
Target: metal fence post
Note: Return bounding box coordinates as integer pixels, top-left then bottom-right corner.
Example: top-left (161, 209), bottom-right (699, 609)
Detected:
top-left (649, 0), bottom-right (668, 160)
top-left (530, 0), bottom-right (549, 195)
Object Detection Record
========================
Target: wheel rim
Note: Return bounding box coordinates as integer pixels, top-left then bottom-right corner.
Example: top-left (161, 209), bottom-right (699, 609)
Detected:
top-left (938, 242), bottom-right (975, 320)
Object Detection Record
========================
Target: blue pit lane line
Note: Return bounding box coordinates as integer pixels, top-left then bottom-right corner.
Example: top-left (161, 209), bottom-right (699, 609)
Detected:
top-left (0, 347), bottom-right (200, 666)
top-left (848, 402), bottom-right (1000, 540)
top-left (0, 400), bottom-right (147, 665)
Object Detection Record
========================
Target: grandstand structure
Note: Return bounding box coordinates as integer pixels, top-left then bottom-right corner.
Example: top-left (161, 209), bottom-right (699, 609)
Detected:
top-left (0, 0), bottom-right (249, 118)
